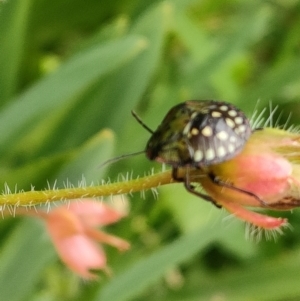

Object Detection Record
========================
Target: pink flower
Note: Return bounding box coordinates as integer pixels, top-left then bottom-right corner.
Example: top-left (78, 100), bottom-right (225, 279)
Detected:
top-left (35, 200), bottom-right (130, 279)
top-left (195, 128), bottom-right (300, 231)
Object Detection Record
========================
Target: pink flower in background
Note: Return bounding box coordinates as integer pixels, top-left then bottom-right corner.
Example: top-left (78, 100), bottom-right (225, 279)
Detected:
top-left (31, 200), bottom-right (130, 279)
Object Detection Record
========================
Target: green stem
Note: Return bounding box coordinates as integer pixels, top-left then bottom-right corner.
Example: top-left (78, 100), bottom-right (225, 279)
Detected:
top-left (0, 170), bottom-right (174, 206)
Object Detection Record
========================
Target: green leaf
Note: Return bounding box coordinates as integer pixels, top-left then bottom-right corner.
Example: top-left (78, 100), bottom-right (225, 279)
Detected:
top-left (0, 152), bottom-right (69, 190)
top-left (241, 59), bottom-right (300, 108)
top-left (97, 225), bottom-right (222, 301)
top-left (0, 35), bottom-right (147, 155)
top-left (0, 219), bottom-right (54, 301)
top-left (0, 0), bottom-right (32, 102)
top-left (48, 1), bottom-right (170, 153)
top-left (56, 129), bottom-right (115, 186)
top-left (176, 248), bottom-right (300, 301)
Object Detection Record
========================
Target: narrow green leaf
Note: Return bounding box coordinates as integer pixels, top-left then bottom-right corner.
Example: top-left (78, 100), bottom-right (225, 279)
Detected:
top-left (0, 36), bottom-right (147, 155)
top-left (0, 152), bottom-right (69, 190)
top-left (56, 129), bottom-right (115, 186)
top-left (240, 59), bottom-right (300, 108)
top-left (97, 225), bottom-right (222, 301)
top-left (40, 2), bottom-right (170, 153)
top-left (0, 219), bottom-right (55, 301)
top-left (185, 248), bottom-right (300, 301)
top-left (0, 0), bottom-right (32, 102)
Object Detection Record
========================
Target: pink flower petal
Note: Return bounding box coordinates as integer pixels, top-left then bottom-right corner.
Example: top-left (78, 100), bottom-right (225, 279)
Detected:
top-left (55, 235), bottom-right (107, 279)
top-left (46, 207), bottom-right (84, 238)
top-left (218, 200), bottom-right (287, 230)
top-left (86, 227), bottom-right (130, 251)
top-left (43, 202), bottom-right (130, 278)
top-left (45, 207), bottom-right (107, 278)
top-left (67, 200), bottom-right (125, 227)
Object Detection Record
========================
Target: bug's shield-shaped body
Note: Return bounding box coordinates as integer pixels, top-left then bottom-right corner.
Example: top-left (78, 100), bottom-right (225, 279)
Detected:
top-left (146, 100), bottom-right (251, 167)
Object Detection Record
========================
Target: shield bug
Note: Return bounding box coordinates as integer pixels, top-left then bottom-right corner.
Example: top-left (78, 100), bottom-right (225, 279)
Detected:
top-left (145, 100), bottom-right (252, 166)
top-left (132, 100), bottom-right (267, 207)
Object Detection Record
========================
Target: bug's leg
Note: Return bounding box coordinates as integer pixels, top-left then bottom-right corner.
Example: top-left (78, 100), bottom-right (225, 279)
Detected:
top-left (171, 167), bottom-right (184, 182)
top-left (172, 167), bottom-right (197, 191)
top-left (208, 172), bottom-right (269, 207)
top-left (184, 180), bottom-right (222, 208)
top-left (172, 167), bottom-right (222, 208)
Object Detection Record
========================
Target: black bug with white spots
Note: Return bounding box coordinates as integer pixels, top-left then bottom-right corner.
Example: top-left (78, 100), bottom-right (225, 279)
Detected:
top-left (146, 100), bottom-right (251, 168)
top-left (131, 100), bottom-right (264, 207)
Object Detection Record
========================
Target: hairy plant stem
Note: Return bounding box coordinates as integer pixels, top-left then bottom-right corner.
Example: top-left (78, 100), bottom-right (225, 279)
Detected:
top-left (0, 170), bottom-right (176, 207)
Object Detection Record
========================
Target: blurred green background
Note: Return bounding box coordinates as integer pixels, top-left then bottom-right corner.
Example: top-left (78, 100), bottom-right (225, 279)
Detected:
top-left (1, 0), bottom-right (300, 300)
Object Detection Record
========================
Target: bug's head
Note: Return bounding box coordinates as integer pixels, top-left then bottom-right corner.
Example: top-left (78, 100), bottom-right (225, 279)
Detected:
top-left (145, 103), bottom-right (194, 165)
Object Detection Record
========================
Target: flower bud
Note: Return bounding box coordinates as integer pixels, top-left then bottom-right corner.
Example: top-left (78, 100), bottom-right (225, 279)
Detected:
top-left (195, 128), bottom-right (300, 230)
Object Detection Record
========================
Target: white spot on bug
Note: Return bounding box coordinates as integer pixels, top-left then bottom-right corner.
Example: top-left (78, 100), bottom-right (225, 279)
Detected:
top-left (238, 125), bottom-right (247, 133)
top-left (205, 148), bottom-right (215, 160)
top-left (220, 105), bottom-right (228, 111)
top-left (191, 112), bottom-right (198, 119)
top-left (225, 118), bottom-right (236, 128)
top-left (228, 110), bottom-right (237, 117)
top-left (211, 111), bottom-right (222, 118)
top-left (216, 131), bottom-right (228, 141)
top-left (202, 126), bottom-right (213, 137)
top-left (194, 150), bottom-right (204, 162)
top-left (183, 122), bottom-right (192, 135)
top-left (228, 144), bottom-right (235, 153)
top-left (191, 128), bottom-right (199, 135)
top-left (234, 128), bottom-right (240, 135)
top-left (234, 116), bottom-right (244, 125)
top-left (229, 136), bottom-right (237, 143)
top-left (217, 146), bottom-right (227, 157)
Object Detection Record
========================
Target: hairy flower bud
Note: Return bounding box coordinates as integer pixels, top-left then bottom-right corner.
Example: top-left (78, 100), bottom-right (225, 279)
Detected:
top-left (194, 127), bottom-right (300, 230)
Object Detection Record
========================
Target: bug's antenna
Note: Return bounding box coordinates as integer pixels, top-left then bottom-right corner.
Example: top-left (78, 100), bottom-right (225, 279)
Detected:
top-left (131, 110), bottom-right (154, 134)
top-left (98, 110), bottom-right (153, 169)
top-left (98, 150), bottom-right (145, 169)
